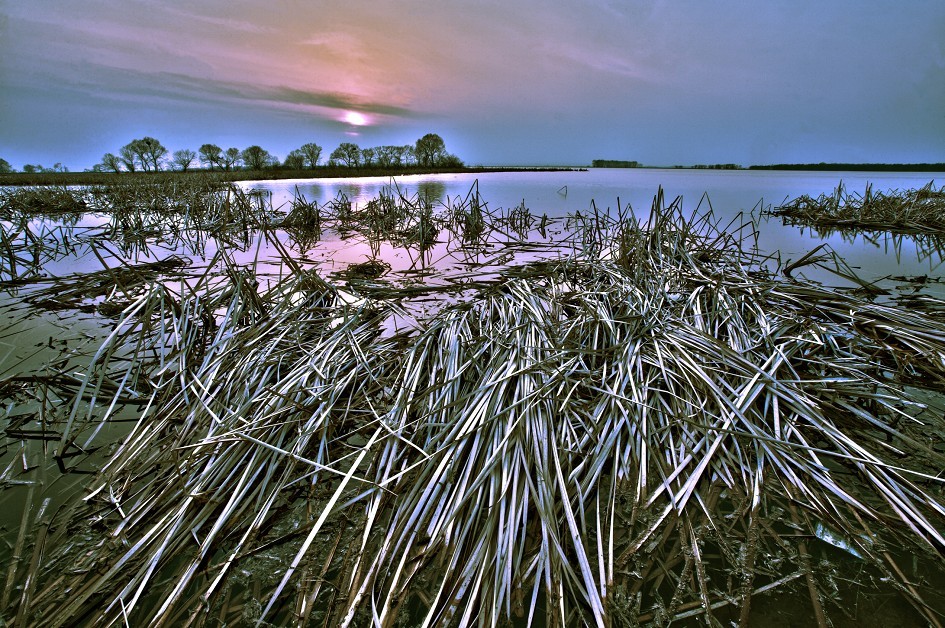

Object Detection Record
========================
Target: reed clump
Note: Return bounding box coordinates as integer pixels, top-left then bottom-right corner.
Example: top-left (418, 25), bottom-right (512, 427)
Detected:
top-left (0, 186), bottom-right (88, 217)
top-left (90, 176), bottom-right (276, 231)
top-left (3, 192), bottom-right (945, 626)
top-left (442, 181), bottom-right (497, 249)
top-left (771, 181), bottom-right (945, 233)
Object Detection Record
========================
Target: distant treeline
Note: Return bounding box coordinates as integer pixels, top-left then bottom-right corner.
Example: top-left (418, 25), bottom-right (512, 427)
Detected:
top-left (593, 161), bottom-right (745, 170)
top-left (592, 160), bottom-right (640, 168)
top-left (0, 166), bottom-right (579, 187)
top-left (672, 164), bottom-right (743, 170)
top-left (749, 163), bottom-right (945, 172)
top-left (0, 133), bottom-right (463, 176)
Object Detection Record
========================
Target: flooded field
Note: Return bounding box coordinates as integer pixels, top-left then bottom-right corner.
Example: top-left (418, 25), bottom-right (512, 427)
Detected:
top-left (1, 170), bottom-right (944, 626)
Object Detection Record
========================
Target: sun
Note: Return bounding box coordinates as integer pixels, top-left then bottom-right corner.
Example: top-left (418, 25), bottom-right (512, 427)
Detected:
top-left (343, 111), bottom-right (369, 126)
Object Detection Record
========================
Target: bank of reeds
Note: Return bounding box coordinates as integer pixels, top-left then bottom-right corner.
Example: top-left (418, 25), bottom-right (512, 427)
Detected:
top-left (287, 187), bottom-right (442, 253)
top-left (3, 193), bottom-right (945, 626)
top-left (771, 181), bottom-right (945, 234)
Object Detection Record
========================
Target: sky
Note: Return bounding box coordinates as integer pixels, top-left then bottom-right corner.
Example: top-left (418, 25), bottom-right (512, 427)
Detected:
top-left (2, 0), bottom-right (944, 170)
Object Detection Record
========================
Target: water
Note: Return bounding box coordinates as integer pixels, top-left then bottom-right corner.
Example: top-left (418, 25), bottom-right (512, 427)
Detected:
top-left (247, 168), bottom-right (945, 290)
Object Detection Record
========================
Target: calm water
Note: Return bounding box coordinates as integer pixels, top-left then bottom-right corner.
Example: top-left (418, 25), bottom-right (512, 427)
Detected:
top-left (247, 168), bottom-right (945, 290)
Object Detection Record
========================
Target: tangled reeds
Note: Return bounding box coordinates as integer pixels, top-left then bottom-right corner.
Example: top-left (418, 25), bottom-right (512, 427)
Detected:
top-left (288, 187), bottom-right (443, 253)
top-left (2, 191), bottom-right (945, 626)
top-left (0, 186), bottom-right (88, 217)
top-left (771, 181), bottom-right (945, 234)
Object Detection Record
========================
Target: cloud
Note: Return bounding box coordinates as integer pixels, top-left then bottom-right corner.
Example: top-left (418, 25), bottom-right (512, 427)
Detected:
top-left (157, 6), bottom-right (277, 35)
top-left (542, 43), bottom-right (660, 83)
top-left (17, 59), bottom-right (423, 122)
top-left (156, 72), bottom-right (422, 119)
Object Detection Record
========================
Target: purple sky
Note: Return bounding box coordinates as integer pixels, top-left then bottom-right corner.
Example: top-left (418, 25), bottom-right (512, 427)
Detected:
top-left (2, 0), bottom-right (944, 170)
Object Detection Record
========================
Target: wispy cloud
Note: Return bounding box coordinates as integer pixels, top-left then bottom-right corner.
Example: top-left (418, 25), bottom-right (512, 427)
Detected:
top-left (53, 64), bottom-right (423, 121)
top-left (157, 6), bottom-right (277, 35)
top-left (544, 43), bottom-right (660, 82)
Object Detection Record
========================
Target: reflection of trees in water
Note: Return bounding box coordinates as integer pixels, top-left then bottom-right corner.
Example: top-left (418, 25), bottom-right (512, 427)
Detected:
top-left (417, 181), bottom-right (446, 206)
top-left (337, 184), bottom-right (363, 202)
top-left (290, 183), bottom-right (324, 205)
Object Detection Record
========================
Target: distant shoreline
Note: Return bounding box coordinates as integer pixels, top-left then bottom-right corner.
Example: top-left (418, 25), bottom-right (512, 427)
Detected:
top-left (746, 162), bottom-right (945, 172)
top-left (4, 163), bottom-right (942, 187)
top-left (0, 165), bottom-right (583, 187)
top-left (596, 162), bottom-right (945, 172)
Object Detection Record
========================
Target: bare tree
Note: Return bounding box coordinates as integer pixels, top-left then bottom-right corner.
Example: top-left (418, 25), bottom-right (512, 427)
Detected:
top-left (400, 145), bottom-right (416, 166)
top-left (141, 137), bottom-right (167, 171)
top-left (374, 145), bottom-right (406, 168)
top-left (199, 144), bottom-right (223, 170)
top-left (119, 145), bottom-right (138, 172)
top-left (415, 133), bottom-right (446, 168)
top-left (125, 137), bottom-right (167, 171)
top-left (172, 149), bottom-right (197, 172)
top-left (221, 147), bottom-right (241, 171)
top-left (241, 145), bottom-right (273, 170)
top-left (99, 153), bottom-right (122, 173)
top-left (284, 150), bottom-right (305, 170)
top-left (117, 137), bottom-right (166, 172)
top-left (298, 142), bottom-right (323, 169)
top-left (329, 142), bottom-right (361, 167)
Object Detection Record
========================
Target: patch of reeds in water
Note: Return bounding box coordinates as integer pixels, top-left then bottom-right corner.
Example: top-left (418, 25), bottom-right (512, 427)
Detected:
top-left (1, 176), bottom-right (282, 280)
top-left (0, 186), bottom-right (88, 217)
top-left (771, 181), bottom-right (945, 234)
top-left (3, 192), bottom-right (945, 626)
top-left (285, 187), bottom-right (444, 254)
top-left (90, 177), bottom-right (278, 244)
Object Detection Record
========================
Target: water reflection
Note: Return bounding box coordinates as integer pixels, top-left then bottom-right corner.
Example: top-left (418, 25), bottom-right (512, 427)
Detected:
top-left (796, 224), bottom-right (945, 268)
top-left (416, 180), bottom-right (446, 206)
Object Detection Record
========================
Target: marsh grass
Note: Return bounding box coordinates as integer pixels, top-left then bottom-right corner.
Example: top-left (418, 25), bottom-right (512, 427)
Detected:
top-left (0, 186), bottom-right (88, 217)
top-left (319, 188), bottom-right (442, 252)
top-left (771, 181), bottom-right (945, 234)
top-left (2, 189), bottom-right (945, 626)
top-left (90, 177), bottom-right (278, 243)
top-left (283, 182), bottom-right (541, 270)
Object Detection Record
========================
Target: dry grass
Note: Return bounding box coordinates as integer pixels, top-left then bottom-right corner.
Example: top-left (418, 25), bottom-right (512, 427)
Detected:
top-left (771, 181), bottom-right (945, 234)
top-left (1, 190), bottom-right (944, 626)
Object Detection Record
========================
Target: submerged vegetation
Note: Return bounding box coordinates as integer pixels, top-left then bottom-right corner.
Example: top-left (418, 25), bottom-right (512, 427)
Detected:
top-left (1, 180), bottom-right (944, 625)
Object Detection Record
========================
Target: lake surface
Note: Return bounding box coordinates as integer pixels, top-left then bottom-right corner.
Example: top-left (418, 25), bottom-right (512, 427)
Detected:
top-left (246, 167), bottom-right (945, 292)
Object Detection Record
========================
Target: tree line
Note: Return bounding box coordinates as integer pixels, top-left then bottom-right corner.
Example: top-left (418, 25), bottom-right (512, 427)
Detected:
top-left (0, 158), bottom-right (68, 174)
top-left (748, 162), bottom-right (945, 172)
top-left (0, 133), bottom-right (460, 175)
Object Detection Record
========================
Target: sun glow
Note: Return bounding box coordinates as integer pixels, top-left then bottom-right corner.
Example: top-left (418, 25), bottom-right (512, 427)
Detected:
top-left (343, 111), bottom-right (369, 126)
